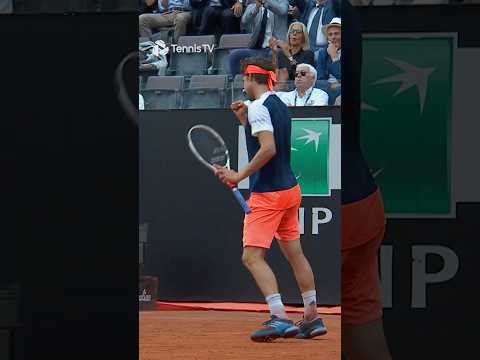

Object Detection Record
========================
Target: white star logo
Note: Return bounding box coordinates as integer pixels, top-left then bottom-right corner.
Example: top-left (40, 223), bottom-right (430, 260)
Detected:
top-left (371, 167), bottom-right (384, 179)
top-left (361, 102), bottom-right (379, 112)
top-left (372, 58), bottom-right (435, 115)
top-left (296, 128), bottom-right (322, 152)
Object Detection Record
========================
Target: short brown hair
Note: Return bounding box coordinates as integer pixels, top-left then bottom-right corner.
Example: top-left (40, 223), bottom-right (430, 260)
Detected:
top-left (240, 57), bottom-right (275, 86)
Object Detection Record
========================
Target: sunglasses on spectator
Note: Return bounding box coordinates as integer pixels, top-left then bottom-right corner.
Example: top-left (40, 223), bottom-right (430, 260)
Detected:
top-left (295, 70), bottom-right (308, 77)
top-left (289, 29), bottom-right (303, 35)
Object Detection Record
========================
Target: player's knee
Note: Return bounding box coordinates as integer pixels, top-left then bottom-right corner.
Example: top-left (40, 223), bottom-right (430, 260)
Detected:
top-left (241, 252), bottom-right (261, 268)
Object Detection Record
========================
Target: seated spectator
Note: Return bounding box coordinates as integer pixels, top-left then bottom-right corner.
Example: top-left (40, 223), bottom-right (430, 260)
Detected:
top-left (301, 0), bottom-right (336, 52)
top-left (140, 0), bottom-right (160, 13)
top-left (276, 63), bottom-right (329, 106)
top-left (287, 0), bottom-right (305, 24)
top-left (190, 0), bottom-right (209, 33)
top-left (316, 17), bottom-right (341, 82)
top-left (139, 0), bottom-right (192, 43)
top-left (198, 0), bottom-right (243, 37)
top-left (229, 0), bottom-right (289, 76)
top-left (269, 21), bottom-right (315, 85)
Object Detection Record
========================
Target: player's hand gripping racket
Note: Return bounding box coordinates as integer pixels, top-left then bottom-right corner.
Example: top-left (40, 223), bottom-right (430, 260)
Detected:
top-left (187, 125), bottom-right (251, 214)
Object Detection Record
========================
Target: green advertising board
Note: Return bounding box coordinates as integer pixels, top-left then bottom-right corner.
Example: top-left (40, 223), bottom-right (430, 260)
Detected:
top-left (291, 118), bottom-right (331, 196)
top-left (361, 34), bottom-right (454, 217)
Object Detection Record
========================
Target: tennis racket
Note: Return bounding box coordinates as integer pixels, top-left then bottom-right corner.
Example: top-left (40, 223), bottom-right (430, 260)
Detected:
top-left (187, 125), bottom-right (251, 214)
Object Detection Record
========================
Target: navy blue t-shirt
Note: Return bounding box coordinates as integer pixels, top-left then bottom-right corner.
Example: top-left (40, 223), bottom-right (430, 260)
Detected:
top-left (244, 91), bottom-right (298, 193)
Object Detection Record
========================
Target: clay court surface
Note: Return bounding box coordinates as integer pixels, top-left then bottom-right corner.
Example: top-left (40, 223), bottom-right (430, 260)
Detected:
top-left (140, 310), bottom-right (341, 360)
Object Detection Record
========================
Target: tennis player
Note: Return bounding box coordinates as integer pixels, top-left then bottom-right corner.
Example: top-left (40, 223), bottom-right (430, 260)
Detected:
top-left (214, 57), bottom-right (327, 342)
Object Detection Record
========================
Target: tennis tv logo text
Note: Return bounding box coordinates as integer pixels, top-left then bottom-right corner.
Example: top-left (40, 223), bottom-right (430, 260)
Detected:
top-left (153, 39), bottom-right (215, 56)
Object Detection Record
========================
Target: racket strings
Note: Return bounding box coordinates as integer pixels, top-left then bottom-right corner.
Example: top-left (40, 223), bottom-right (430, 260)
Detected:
top-left (190, 130), bottom-right (228, 167)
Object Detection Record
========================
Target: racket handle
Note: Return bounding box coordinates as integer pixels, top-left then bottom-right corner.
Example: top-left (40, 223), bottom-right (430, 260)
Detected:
top-left (231, 187), bottom-right (252, 214)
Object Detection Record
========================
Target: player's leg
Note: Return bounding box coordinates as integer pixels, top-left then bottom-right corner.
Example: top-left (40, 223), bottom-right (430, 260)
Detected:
top-left (276, 239), bottom-right (317, 320)
top-left (274, 186), bottom-right (328, 339)
top-left (242, 202), bottom-right (299, 341)
top-left (241, 246), bottom-right (286, 318)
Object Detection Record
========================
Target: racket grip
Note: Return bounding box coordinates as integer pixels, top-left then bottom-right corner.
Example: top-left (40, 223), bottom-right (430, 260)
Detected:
top-left (231, 187), bottom-right (252, 214)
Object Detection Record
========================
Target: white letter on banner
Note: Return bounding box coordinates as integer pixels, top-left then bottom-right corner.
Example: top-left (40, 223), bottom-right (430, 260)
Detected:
top-left (312, 208), bottom-right (332, 234)
top-left (411, 245), bottom-right (459, 308)
top-left (298, 207), bottom-right (304, 235)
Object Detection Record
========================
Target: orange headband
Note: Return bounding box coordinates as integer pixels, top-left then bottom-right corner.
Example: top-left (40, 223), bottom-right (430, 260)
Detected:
top-left (243, 65), bottom-right (277, 91)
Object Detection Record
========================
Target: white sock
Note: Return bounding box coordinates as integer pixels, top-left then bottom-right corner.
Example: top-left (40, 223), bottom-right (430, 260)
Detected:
top-left (265, 293), bottom-right (287, 319)
top-left (302, 290), bottom-right (318, 320)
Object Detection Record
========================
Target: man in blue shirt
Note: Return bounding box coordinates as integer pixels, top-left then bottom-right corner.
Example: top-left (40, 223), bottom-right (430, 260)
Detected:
top-left (139, 0), bottom-right (192, 43)
top-left (316, 17), bottom-right (341, 82)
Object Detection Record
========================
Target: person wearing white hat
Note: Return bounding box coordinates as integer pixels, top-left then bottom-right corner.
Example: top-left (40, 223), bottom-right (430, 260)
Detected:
top-left (300, 0), bottom-right (337, 52)
top-left (315, 16), bottom-right (341, 82)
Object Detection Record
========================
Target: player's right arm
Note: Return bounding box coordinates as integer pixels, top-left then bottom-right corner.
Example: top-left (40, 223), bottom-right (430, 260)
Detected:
top-left (231, 100), bottom-right (248, 126)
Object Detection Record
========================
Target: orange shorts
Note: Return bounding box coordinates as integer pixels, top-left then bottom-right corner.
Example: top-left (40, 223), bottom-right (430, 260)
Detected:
top-left (243, 184), bottom-right (302, 249)
top-left (341, 188), bottom-right (386, 325)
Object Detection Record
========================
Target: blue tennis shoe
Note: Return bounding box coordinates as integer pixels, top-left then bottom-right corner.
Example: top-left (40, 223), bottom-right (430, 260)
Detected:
top-left (250, 315), bottom-right (300, 342)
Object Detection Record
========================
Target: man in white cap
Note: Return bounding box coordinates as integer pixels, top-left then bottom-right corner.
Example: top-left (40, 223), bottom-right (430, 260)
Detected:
top-left (276, 63), bottom-right (329, 106)
top-left (315, 17), bottom-right (341, 82)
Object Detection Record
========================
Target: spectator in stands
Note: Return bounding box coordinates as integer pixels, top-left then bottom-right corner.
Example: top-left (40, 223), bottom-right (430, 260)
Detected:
top-left (276, 63), bottom-right (329, 106)
top-left (269, 21), bottom-right (315, 86)
top-left (190, 0), bottom-right (209, 33)
top-left (139, 94), bottom-right (145, 110)
top-left (229, 0), bottom-right (289, 76)
top-left (198, 0), bottom-right (243, 36)
top-left (316, 17), bottom-right (341, 82)
top-left (140, 0), bottom-right (160, 13)
top-left (139, 0), bottom-right (192, 43)
top-left (287, 0), bottom-right (305, 24)
top-left (301, 0), bottom-right (336, 52)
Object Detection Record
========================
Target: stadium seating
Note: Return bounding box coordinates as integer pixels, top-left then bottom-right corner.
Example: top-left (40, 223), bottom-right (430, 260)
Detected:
top-left (182, 75), bottom-right (228, 109)
top-left (142, 76), bottom-right (184, 110)
top-left (167, 35), bottom-right (216, 77)
top-left (212, 34), bottom-right (251, 76)
top-left (231, 74), bottom-right (246, 103)
top-left (151, 28), bottom-right (175, 45)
